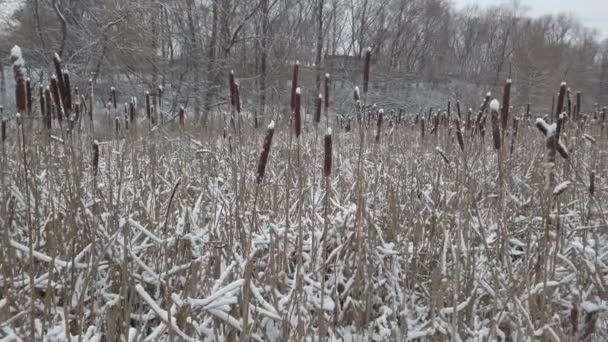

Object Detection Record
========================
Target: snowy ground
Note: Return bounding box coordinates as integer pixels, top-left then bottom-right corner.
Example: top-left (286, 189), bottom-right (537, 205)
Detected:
top-left (1, 114), bottom-right (608, 341)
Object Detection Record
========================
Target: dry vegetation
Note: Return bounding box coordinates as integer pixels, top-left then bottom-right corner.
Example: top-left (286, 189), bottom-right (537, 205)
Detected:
top-left (1, 46), bottom-right (608, 342)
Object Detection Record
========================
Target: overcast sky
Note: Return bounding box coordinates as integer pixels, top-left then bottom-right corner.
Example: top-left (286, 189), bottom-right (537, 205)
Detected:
top-left (453, 0), bottom-right (608, 39)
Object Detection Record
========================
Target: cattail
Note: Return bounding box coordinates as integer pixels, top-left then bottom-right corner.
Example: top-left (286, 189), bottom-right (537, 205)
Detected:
top-left (256, 120), bottom-right (275, 184)
top-left (124, 103), bottom-right (129, 131)
top-left (26, 78), bottom-right (32, 114)
top-left (1, 119), bottom-right (6, 142)
top-left (11, 46), bottom-right (27, 113)
top-left (45, 87), bottom-right (53, 124)
top-left (50, 76), bottom-right (64, 120)
top-left (420, 117), bottom-right (425, 139)
top-left (363, 47), bottom-right (372, 94)
top-left (456, 100), bottom-right (461, 120)
top-left (454, 118), bottom-right (465, 151)
top-left (501, 79), bottom-right (511, 134)
top-left (74, 102), bottom-right (81, 125)
top-left (576, 92), bottom-right (581, 120)
top-left (235, 82), bottom-right (241, 113)
top-left (376, 109), bottom-right (384, 143)
top-left (53, 53), bottom-right (66, 99)
top-left (179, 106), bottom-right (185, 127)
top-left (290, 62), bottom-right (299, 111)
top-left (354, 86), bottom-right (360, 103)
top-left (567, 88), bottom-right (572, 116)
top-left (466, 108), bottom-right (472, 132)
top-left (324, 73), bottom-right (330, 109)
top-left (314, 93), bottom-right (322, 125)
top-left (294, 87), bottom-right (301, 138)
top-left (92, 140), bottom-right (100, 176)
top-left (589, 170), bottom-right (595, 195)
top-left (39, 84), bottom-right (45, 118)
top-left (63, 70), bottom-right (72, 113)
top-left (229, 70), bottom-right (236, 107)
top-left (526, 103), bottom-right (531, 121)
top-left (129, 98), bottom-right (136, 124)
top-left (447, 101), bottom-right (451, 125)
top-left (158, 85), bottom-right (163, 108)
top-left (110, 86), bottom-right (117, 110)
top-left (145, 91), bottom-right (151, 120)
top-left (324, 128), bottom-right (332, 177)
top-left (602, 107), bottom-right (607, 123)
top-left (490, 99), bottom-right (501, 150)
top-left (88, 79), bottom-right (94, 121)
top-left (115, 116), bottom-right (119, 132)
top-left (571, 301), bottom-right (579, 336)
top-left (556, 82), bottom-right (566, 118)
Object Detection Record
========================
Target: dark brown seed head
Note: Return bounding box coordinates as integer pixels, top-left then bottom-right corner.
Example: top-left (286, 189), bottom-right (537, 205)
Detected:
top-left (354, 87), bottom-right (360, 103)
top-left (324, 128), bottom-right (332, 177)
top-left (111, 86), bottom-right (117, 109)
top-left (51, 76), bottom-right (64, 119)
top-left (157, 85), bottom-right (163, 108)
top-left (179, 106), bottom-right (185, 127)
top-left (590, 170), bottom-right (595, 195)
top-left (129, 98), bottom-right (136, 124)
top-left (294, 87), bottom-right (301, 138)
top-left (363, 47), bottom-right (372, 94)
top-left (290, 62), bottom-right (299, 111)
top-left (145, 91), bottom-right (151, 119)
top-left (456, 100), bottom-right (461, 120)
top-left (63, 70), bottom-right (72, 113)
top-left (12, 46), bottom-right (27, 113)
top-left (576, 92), bottom-right (581, 120)
top-left (256, 120), bottom-right (275, 184)
top-left (375, 109), bottom-right (384, 143)
top-left (45, 87), bottom-right (53, 126)
top-left (53, 53), bottom-right (66, 100)
top-left (26, 78), bottom-right (32, 114)
top-left (229, 70), bottom-right (236, 107)
top-left (235, 82), bottom-right (241, 113)
top-left (556, 82), bottom-right (567, 118)
top-left (490, 99), bottom-right (501, 150)
top-left (324, 73), bottom-right (330, 109)
top-left (92, 140), bottom-right (100, 176)
top-left (501, 79), bottom-right (512, 133)
top-left (314, 94), bottom-right (322, 125)
top-left (1, 119), bottom-right (6, 142)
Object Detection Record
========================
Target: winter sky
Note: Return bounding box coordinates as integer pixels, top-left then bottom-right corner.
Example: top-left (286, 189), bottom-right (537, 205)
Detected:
top-left (453, 0), bottom-right (608, 40)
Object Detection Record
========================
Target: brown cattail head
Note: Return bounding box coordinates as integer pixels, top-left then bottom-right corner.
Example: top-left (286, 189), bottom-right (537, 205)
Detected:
top-left (129, 98), bottom-right (136, 124)
top-left (501, 79), bottom-right (512, 133)
top-left (567, 88), bottom-right (572, 116)
top-left (454, 118), bottom-right (465, 151)
top-left (354, 86), bottom-right (360, 103)
top-left (50, 75), bottom-right (64, 120)
top-left (576, 91), bottom-right (581, 120)
top-left (179, 105), bottom-right (185, 127)
top-left (324, 127), bottom-right (332, 177)
top-left (123, 103), bottom-right (129, 130)
top-left (157, 85), bottom-right (163, 108)
top-left (229, 70), bottom-right (236, 107)
top-left (602, 107), bottom-right (607, 123)
top-left (88, 79), bottom-right (94, 120)
top-left (235, 82), bottom-right (241, 113)
top-left (447, 101), bottom-right (451, 123)
top-left (145, 91), bottom-right (151, 119)
top-left (45, 87), bottom-right (53, 124)
top-left (324, 73), bottom-right (330, 109)
top-left (375, 108), bottom-right (384, 143)
top-left (53, 52), bottom-right (66, 99)
top-left (115, 115), bottom-right (119, 132)
top-left (26, 78), bottom-right (32, 114)
top-left (456, 100), bottom-right (461, 120)
top-left (556, 82), bottom-right (567, 118)
top-left (1, 119), bottom-right (6, 142)
top-left (39, 84), bottom-right (45, 118)
top-left (11, 46), bottom-right (27, 113)
top-left (490, 99), bottom-right (501, 150)
top-left (466, 108), bottom-right (472, 131)
top-left (363, 47), bottom-right (372, 94)
top-left (290, 61), bottom-right (299, 111)
top-left (110, 86), bottom-right (117, 109)
top-left (420, 116), bottom-right (425, 139)
top-left (92, 140), bottom-right (100, 176)
top-left (589, 170), bottom-right (595, 195)
top-left (314, 93), bottom-right (322, 125)
top-left (526, 103), bottom-right (531, 120)
top-left (256, 120), bottom-right (275, 184)
top-left (63, 70), bottom-right (72, 114)
top-left (294, 87), bottom-right (301, 138)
